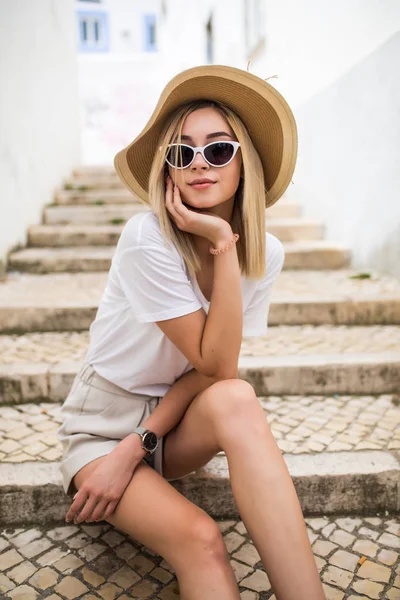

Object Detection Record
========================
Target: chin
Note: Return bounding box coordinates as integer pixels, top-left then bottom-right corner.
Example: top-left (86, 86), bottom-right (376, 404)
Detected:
top-left (182, 193), bottom-right (224, 209)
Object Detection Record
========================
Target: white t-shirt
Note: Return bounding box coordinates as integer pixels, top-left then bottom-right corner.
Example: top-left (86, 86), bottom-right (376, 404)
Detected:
top-left (86, 211), bottom-right (284, 397)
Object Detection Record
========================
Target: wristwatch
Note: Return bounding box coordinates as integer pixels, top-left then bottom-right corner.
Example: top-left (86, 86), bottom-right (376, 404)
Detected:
top-left (133, 426), bottom-right (159, 455)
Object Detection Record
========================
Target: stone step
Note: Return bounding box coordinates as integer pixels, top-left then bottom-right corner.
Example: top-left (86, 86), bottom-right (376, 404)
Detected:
top-left (1, 393), bottom-right (398, 464)
top-left (72, 165), bottom-right (116, 177)
top-left (1, 451), bottom-right (399, 526)
top-left (0, 353), bottom-right (399, 405)
top-left (2, 297), bottom-right (399, 332)
top-left (0, 518), bottom-right (399, 599)
top-left (43, 201), bottom-right (302, 224)
top-left (7, 241), bottom-right (351, 274)
top-left (54, 188), bottom-right (138, 205)
top-left (1, 326), bottom-right (399, 366)
top-left (2, 393), bottom-right (398, 526)
top-left (63, 175), bottom-right (123, 191)
top-left (44, 203), bottom-right (149, 225)
top-left (28, 219), bottom-right (325, 247)
top-left (1, 271), bottom-right (399, 332)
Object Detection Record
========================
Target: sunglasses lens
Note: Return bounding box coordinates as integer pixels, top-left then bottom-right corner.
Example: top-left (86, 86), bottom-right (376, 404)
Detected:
top-left (166, 145), bottom-right (194, 168)
top-left (204, 142), bottom-right (234, 166)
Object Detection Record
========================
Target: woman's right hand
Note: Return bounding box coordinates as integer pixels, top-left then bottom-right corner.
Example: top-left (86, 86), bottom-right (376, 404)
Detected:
top-left (165, 176), bottom-right (233, 246)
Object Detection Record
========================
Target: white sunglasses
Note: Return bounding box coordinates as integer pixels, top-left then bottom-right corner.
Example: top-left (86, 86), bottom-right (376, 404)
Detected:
top-left (164, 141), bottom-right (241, 169)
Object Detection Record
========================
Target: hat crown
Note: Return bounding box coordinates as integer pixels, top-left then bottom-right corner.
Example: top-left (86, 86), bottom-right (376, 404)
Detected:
top-left (114, 64), bottom-right (298, 208)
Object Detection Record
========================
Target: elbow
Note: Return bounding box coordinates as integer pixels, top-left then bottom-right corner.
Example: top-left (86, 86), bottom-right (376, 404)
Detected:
top-left (206, 363), bottom-right (239, 381)
top-left (196, 356), bottom-right (239, 380)
top-left (215, 370), bottom-right (239, 381)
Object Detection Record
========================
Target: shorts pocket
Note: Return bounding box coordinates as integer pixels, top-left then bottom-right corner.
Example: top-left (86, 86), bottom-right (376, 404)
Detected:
top-left (81, 385), bottom-right (120, 417)
top-left (60, 378), bottom-right (90, 418)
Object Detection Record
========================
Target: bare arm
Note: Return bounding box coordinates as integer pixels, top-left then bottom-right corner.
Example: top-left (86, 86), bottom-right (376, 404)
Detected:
top-left (155, 180), bottom-right (243, 379)
top-left (113, 367), bottom-right (225, 462)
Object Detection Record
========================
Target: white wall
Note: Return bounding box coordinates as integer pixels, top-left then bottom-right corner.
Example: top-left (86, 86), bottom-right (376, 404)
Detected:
top-left (0, 0), bottom-right (80, 268)
top-left (206, 0), bottom-right (400, 276)
top-left (215, 0), bottom-right (400, 108)
top-left (78, 53), bottom-right (163, 164)
top-left (110, 0), bottom-right (160, 54)
top-left (293, 32), bottom-right (400, 277)
top-left (158, 0), bottom-right (212, 81)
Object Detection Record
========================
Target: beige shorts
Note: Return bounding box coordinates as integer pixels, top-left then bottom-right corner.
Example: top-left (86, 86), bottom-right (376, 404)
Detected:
top-left (57, 362), bottom-right (188, 497)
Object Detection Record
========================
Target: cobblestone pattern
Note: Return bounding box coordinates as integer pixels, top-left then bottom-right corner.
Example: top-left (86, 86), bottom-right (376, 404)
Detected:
top-left (1, 270), bottom-right (400, 307)
top-left (0, 325), bottom-right (399, 365)
top-left (0, 395), bottom-right (398, 464)
top-left (0, 516), bottom-right (399, 599)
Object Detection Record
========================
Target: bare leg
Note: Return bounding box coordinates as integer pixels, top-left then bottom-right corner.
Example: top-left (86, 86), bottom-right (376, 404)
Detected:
top-left (72, 457), bottom-right (241, 599)
top-left (163, 379), bottom-right (325, 599)
top-left (214, 381), bottom-right (325, 599)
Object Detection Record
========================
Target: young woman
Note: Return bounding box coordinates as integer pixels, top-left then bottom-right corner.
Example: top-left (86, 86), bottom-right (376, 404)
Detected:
top-left (58, 65), bottom-right (325, 599)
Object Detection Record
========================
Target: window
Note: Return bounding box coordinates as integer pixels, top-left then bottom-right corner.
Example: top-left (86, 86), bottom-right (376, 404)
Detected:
top-left (77, 11), bottom-right (109, 52)
top-left (206, 16), bottom-right (213, 64)
top-left (144, 15), bottom-right (157, 52)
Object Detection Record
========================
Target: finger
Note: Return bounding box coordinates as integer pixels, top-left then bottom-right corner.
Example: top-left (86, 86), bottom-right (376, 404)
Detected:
top-left (166, 183), bottom-right (181, 221)
top-left (65, 489), bottom-right (89, 523)
top-left (102, 501), bottom-right (119, 521)
top-left (165, 177), bottom-right (175, 211)
top-left (88, 499), bottom-right (110, 523)
top-left (74, 494), bottom-right (99, 525)
top-left (172, 184), bottom-right (188, 216)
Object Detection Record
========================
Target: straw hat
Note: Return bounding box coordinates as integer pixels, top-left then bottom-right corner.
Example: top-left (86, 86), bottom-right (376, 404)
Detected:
top-left (114, 64), bottom-right (298, 208)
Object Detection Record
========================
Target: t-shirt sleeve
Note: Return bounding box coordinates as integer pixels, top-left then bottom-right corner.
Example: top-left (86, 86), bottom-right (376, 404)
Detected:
top-left (116, 245), bottom-right (203, 323)
top-left (242, 235), bottom-right (285, 337)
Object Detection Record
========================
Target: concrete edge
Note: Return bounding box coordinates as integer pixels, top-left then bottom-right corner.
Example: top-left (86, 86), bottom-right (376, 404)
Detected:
top-left (0, 451), bottom-right (398, 525)
top-left (1, 297), bottom-right (399, 333)
top-left (0, 354), bottom-right (399, 404)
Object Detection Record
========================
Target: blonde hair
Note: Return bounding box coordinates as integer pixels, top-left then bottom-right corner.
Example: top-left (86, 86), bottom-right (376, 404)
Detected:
top-left (148, 100), bottom-right (266, 279)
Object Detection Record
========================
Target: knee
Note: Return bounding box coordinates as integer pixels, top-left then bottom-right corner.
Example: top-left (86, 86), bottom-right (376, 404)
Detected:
top-left (206, 379), bottom-right (260, 421)
top-left (182, 514), bottom-right (228, 566)
top-left (203, 379), bottom-right (270, 439)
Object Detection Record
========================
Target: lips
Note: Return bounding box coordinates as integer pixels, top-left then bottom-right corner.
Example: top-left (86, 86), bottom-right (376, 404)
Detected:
top-left (189, 178), bottom-right (215, 185)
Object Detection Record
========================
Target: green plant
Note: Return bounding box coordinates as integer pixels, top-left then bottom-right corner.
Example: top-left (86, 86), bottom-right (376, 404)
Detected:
top-left (349, 273), bottom-right (372, 280)
top-left (110, 218), bottom-right (126, 225)
top-left (94, 200), bottom-right (105, 205)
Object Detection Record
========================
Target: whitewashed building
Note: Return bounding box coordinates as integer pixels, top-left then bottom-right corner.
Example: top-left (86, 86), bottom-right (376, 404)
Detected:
top-left (159, 0), bottom-right (400, 276)
top-left (0, 0), bottom-right (80, 270)
top-left (75, 0), bottom-right (160, 54)
top-left (75, 0), bottom-right (165, 165)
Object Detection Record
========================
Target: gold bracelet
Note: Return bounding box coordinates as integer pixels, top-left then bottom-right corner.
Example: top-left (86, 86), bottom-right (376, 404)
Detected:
top-left (209, 233), bottom-right (239, 255)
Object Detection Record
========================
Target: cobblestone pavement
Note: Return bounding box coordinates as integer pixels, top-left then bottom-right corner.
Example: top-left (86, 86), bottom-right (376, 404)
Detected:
top-left (0, 325), bottom-right (399, 365)
top-left (1, 269), bottom-right (400, 307)
top-left (0, 395), bottom-right (398, 464)
top-left (0, 516), bottom-right (399, 599)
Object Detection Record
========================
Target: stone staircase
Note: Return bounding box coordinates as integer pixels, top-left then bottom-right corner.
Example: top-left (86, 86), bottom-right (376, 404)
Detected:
top-left (0, 167), bottom-right (399, 599)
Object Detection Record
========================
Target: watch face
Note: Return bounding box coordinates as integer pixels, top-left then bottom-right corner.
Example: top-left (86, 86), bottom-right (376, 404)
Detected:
top-left (143, 431), bottom-right (158, 452)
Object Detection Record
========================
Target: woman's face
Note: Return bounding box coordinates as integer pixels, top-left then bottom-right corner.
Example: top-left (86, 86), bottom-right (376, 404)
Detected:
top-left (167, 107), bottom-right (242, 211)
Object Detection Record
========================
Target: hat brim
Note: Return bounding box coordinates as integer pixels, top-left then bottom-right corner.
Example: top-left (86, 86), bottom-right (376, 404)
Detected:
top-left (114, 65), bottom-right (298, 208)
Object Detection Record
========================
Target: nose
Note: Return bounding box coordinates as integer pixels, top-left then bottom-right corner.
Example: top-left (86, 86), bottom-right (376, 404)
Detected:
top-left (190, 150), bottom-right (209, 171)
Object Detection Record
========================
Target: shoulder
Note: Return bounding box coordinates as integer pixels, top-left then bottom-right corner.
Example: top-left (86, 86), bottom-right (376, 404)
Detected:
top-left (117, 211), bottom-right (177, 255)
top-left (266, 232), bottom-right (285, 270)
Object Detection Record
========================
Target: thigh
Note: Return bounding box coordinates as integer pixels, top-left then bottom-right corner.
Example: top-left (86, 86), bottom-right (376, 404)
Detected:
top-left (72, 456), bottom-right (220, 570)
top-left (162, 378), bottom-right (263, 480)
top-left (162, 381), bottom-right (226, 480)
